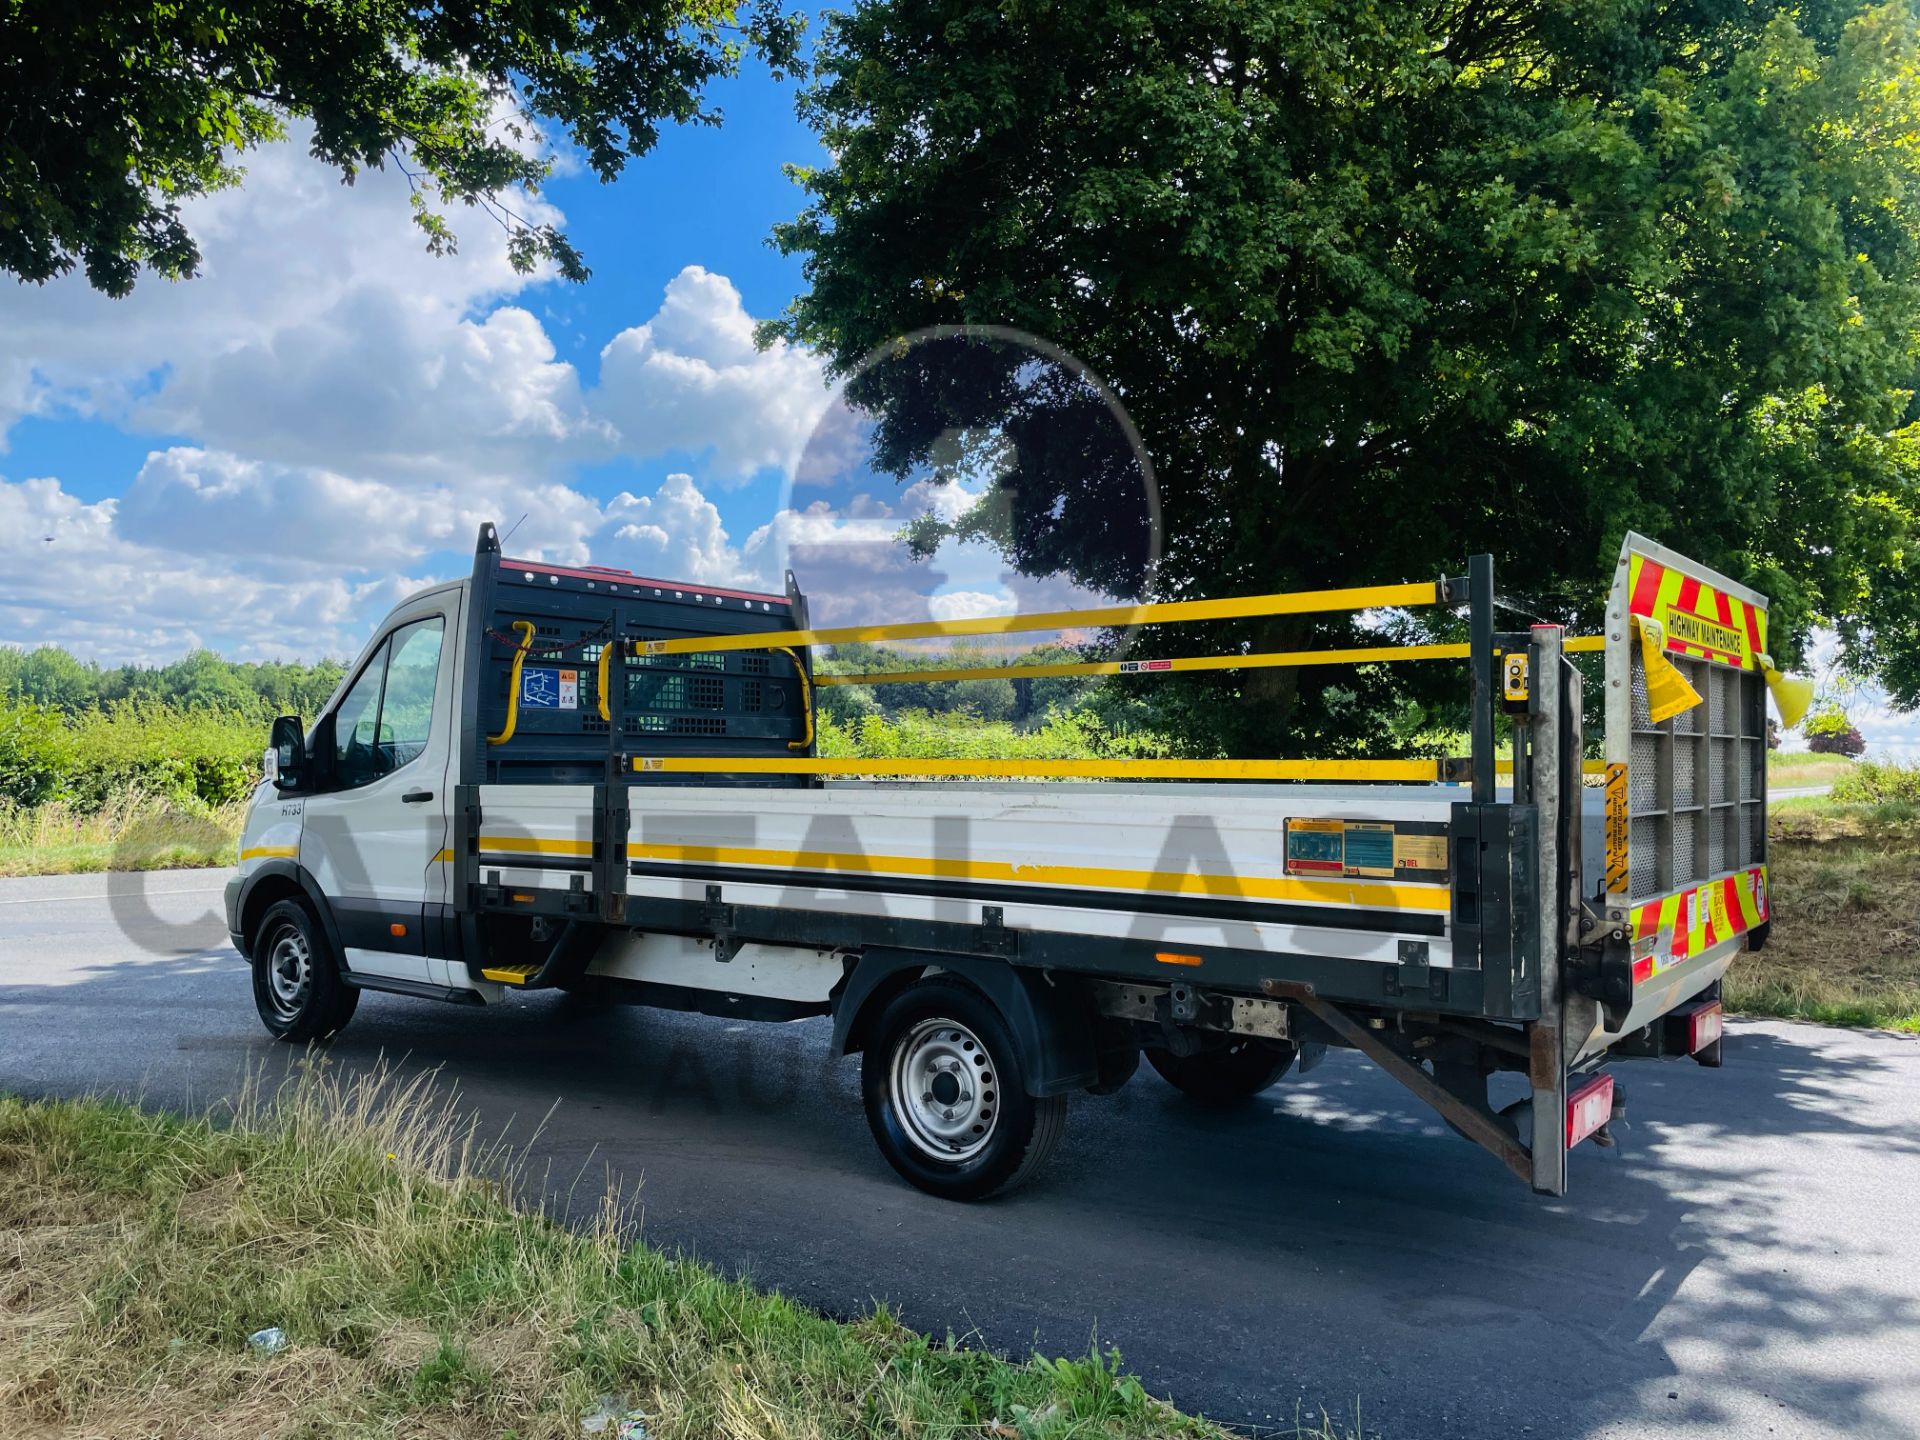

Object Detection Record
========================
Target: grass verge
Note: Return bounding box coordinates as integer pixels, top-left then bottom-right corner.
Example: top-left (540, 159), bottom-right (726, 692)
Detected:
top-left (1725, 799), bottom-right (1920, 1033)
top-left (0, 1064), bottom-right (1356, 1440)
top-left (0, 791), bottom-right (244, 877)
top-left (1765, 752), bottom-right (1856, 789)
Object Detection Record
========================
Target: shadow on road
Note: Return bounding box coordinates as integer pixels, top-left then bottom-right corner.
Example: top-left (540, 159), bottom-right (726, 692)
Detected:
top-left (4, 942), bottom-right (1916, 1439)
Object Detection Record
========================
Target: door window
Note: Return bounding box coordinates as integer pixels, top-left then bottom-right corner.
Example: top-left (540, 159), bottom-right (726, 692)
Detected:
top-left (381, 620), bottom-right (444, 770)
top-left (332, 639), bottom-right (389, 790)
top-left (328, 616), bottom-right (445, 790)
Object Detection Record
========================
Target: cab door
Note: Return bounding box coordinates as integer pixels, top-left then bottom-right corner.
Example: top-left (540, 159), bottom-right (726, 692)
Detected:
top-left (301, 592), bottom-right (458, 987)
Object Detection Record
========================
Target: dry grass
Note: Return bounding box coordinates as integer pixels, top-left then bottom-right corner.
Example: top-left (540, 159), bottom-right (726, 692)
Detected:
top-left (0, 791), bottom-right (244, 877)
top-left (0, 1064), bottom-right (1352, 1440)
top-left (1765, 752), bottom-right (1857, 789)
top-left (1726, 801), bottom-right (1920, 1033)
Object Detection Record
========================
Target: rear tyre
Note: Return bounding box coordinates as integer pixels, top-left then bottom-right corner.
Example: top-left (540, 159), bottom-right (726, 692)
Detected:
top-left (251, 898), bottom-right (359, 1042)
top-left (1146, 1038), bottom-right (1297, 1106)
top-left (861, 977), bottom-right (1066, 1201)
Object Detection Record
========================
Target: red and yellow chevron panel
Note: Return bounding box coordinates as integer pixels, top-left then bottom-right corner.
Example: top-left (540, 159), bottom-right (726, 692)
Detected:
top-left (1627, 553), bottom-right (1767, 671)
top-left (1630, 865), bottom-right (1769, 979)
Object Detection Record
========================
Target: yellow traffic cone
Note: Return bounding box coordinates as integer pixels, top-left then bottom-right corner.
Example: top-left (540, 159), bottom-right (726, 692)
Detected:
top-left (1635, 616), bottom-right (1704, 725)
top-left (1756, 655), bottom-right (1813, 729)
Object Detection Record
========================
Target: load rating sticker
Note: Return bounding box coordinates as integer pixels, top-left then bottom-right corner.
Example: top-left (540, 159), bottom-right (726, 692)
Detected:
top-left (1284, 818), bottom-right (1450, 883)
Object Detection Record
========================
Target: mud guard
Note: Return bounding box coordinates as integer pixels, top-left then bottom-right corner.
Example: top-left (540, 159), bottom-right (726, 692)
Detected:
top-left (831, 950), bottom-right (1098, 1097)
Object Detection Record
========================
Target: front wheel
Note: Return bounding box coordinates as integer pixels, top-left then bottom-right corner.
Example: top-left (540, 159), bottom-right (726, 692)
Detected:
top-left (861, 977), bottom-right (1066, 1201)
top-left (251, 898), bottom-right (359, 1042)
top-left (1146, 1038), bottom-right (1297, 1106)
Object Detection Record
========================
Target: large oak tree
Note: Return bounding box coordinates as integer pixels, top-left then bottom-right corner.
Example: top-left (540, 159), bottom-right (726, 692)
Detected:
top-left (1, 0), bottom-right (804, 296)
top-left (767, 0), bottom-right (1920, 753)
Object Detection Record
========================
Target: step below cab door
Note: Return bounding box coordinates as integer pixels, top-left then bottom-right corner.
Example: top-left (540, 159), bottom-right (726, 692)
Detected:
top-left (301, 591), bottom-right (458, 987)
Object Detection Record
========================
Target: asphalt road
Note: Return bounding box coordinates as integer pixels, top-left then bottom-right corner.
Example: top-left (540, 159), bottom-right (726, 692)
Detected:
top-left (3, 868), bottom-right (1917, 1440)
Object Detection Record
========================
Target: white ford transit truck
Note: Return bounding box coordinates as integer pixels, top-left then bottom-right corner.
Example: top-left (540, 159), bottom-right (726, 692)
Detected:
top-left (227, 523), bottom-right (1769, 1199)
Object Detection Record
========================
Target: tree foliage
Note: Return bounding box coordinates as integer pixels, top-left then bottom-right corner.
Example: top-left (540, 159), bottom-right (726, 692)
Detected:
top-left (1805, 702), bottom-right (1869, 756)
top-left (0, 644), bottom-right (344, 720)
top-left (769, 0), bottom-right (1920, 755)
top-left (0, 0), bottom-right (805, 295)
top-left (817, 639), bottom-right (1101, 726)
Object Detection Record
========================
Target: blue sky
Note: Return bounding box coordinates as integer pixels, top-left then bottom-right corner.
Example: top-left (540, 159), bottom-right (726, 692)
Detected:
top-left (0, 51), bottom-right (1102, 672)
top-left (0, 52), bottom-right (1909, 756)
top-left (5, 54), bottom-right (821, 496)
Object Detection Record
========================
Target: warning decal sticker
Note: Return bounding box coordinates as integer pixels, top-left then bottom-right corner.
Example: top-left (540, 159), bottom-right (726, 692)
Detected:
top-left (1285, 818), bottom-right (1450, 884)
top-left (519, 667), bottom-right (579, 710)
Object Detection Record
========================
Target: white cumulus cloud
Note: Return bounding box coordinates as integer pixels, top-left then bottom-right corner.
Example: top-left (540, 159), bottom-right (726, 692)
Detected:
top-left (595, 266), bottom-right (831, 482)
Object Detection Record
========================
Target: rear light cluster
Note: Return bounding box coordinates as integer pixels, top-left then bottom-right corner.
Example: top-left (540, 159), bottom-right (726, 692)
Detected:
top-left (1685, 1001), bottom-right (1723, 1054)
top-left (1567, 1074), bottom-right (1615, 1149)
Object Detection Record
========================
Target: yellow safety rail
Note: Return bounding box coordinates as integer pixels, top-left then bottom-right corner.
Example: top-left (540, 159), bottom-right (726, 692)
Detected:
top-left (638, 580), bottom-right (1441, 657)
top-left (813, 634), bottom-right (1604, 688)
top-left (487, 620), bottom-right (538, 746)
top-left (1497, 759), bottom-right (1608, 777)
top-left (634, 756), bottom-right (1446, 782)
top-left (501, 566), bottom-right (1609, 785)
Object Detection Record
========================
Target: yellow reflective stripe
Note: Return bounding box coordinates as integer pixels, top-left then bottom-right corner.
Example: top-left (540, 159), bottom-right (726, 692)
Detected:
top-left (1564, 635), bottom-right (1605, 653)
top-left (1632, 866), bottom-right (1768, 972)
top-left (632, 756), bottom-right (1443, 782)
top-left (626, 841), bottom-right (1451, 914)
top-left (475, 835), bottom-right (594, 856)
top-left (639, 581), bottom-right (1441, 656)
top-left (240, 844), bottom-right (299, 861)
top-left (432, 848), bottom-right (454, 863)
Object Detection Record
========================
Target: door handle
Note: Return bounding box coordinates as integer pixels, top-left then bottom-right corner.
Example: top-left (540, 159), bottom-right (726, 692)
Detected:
top-left (401, 789), bottom-right (434, 803)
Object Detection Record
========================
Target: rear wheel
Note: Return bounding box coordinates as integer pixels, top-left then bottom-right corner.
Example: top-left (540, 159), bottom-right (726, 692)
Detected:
top-left (1146, 1038), bottom-right (1297, 1106)
top-left (251, 898), bottom-right (358, 1042)
top-left (861, 977), bottom-right (1066, 1201)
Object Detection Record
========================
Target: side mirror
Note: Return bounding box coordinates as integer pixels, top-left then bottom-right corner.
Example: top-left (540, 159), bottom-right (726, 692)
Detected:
top-left (270, 715), bottom-right (306, 791)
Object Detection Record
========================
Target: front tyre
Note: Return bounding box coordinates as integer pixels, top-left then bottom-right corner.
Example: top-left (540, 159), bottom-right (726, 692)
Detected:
top-left (861, 977), bottom-right (1066, 1201)
top-left (1146, 1038), bottom-right (1297, 1106)
top-left (251, 898), bottom-right (359, 1042)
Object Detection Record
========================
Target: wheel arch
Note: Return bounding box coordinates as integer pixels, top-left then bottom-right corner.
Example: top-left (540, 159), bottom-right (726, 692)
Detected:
top-left (236, 861), bottom-right (347, 973)
top-left (831, 950), bottom-right (1097, 1097)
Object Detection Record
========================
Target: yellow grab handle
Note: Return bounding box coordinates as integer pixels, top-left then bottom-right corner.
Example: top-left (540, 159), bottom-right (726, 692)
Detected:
top-left (773, 646), bottom-right (813, 751)
top-left (597, 636), bottom-right (613, 723)
top-left (487, 620), bottom-right (538, 746)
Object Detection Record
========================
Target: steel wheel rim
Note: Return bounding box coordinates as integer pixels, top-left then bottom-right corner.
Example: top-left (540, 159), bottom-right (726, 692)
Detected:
top-left (266, 925), bottom-right (312, 1020)
top-left (890, 1017), bottom-right (998, 1162)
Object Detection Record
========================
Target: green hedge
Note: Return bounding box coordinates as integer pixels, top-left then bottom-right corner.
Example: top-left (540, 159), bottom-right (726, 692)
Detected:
top-left (1831, 759), bottom-right (1920, 805)
top-left (816, 707), bottom-right (1172, 761)
top-left (0, 699), bottom-right (263, 810)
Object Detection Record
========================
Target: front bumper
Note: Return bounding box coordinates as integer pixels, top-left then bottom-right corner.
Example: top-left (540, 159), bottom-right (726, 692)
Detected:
top-left (224, 873), bottom-right (247, 958)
